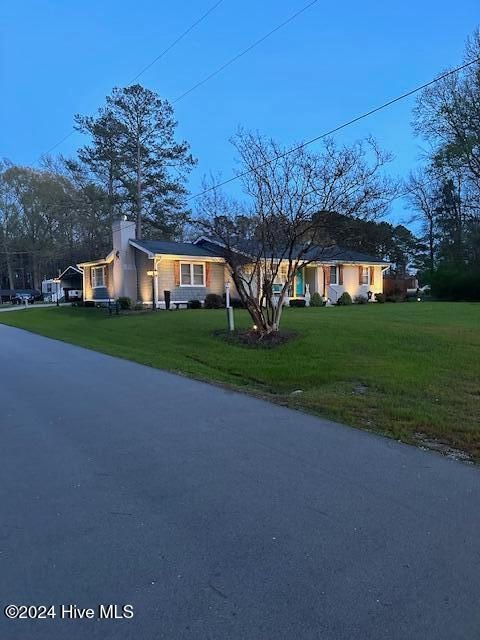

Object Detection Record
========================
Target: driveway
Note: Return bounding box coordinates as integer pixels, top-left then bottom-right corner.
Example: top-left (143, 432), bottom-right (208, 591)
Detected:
top-left (0, 324), bottom-right (479, 640)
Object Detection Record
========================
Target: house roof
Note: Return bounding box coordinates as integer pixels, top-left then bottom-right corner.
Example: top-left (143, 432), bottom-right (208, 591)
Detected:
top-left (58, 265), bottom-right (83, 279)
top-left (77, 250), bottom-right (114, 267)
top-left (303, 245), bottom-right (388, 264)
top-left (80, 236), bottom-right (388, 267)
top-left (195, 237), bottom-right (388, 265)
top-left (130, 239), bottom-right (220, 258)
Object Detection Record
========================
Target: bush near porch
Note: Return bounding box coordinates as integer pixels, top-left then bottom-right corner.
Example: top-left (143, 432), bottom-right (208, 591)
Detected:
top-left (1, 303), bottom-right (479, 460)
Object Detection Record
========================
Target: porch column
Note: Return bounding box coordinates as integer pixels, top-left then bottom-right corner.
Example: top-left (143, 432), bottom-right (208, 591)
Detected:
top-left (153, 258), bottom-right (159, 306)
top-left (315, 265), bottom-right (323, 295)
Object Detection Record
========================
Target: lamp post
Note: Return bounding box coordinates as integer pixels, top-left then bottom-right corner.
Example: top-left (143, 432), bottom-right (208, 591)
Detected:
top-left (225, 281), bottom-right (234, 331)
top-left (147, 270), bottom-right (158, 311)
top-left (52, 278), bottom-right (61, 307)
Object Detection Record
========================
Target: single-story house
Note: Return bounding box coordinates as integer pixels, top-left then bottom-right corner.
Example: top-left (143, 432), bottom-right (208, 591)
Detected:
top-left (0, 289), bottom-right (15, 303)
top-left (77, 216), bottom-right (390, 307)
top-left (42, 266), bottom-right (83, 302)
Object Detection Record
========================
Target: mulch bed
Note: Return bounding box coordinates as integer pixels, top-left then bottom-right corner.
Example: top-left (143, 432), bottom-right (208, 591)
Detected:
top-left (214, 329), bottom-right (296, 348)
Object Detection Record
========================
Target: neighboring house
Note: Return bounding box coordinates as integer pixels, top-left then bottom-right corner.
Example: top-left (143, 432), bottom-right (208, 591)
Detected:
top-left (0, 289), bottom-right (15, 303)
top-left (77, 216), bottom-right (390, 307)
top-left (42, 266), bottom-right (83, 302)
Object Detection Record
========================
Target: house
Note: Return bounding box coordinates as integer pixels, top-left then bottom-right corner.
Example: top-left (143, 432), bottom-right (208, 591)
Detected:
top-left (42, 266), bottom-right (83, 302)
top-left (0, 289), bottom-right (15, 303)
top-left (77, 216), bottom-right (389, 307)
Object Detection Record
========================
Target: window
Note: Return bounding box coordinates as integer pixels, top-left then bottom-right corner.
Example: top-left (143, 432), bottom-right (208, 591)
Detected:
top-left (92, 266), bottom-right (105, 288)
top-left (360, 267), bottom-right (369, 285)
top-left (180, 263), bottom-right (205, 286)
top-left (272, 264), bottom-right (288, 294)
top-left (330, 266), bottom-right (337, 285)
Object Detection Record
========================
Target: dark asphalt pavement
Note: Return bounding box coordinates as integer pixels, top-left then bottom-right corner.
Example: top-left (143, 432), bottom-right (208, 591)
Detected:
top-left (0, 324), bottom-right (479, 639)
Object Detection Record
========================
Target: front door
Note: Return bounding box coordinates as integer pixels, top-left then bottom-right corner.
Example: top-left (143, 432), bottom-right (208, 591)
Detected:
top-left (295, 269), bottom-right (304, 297)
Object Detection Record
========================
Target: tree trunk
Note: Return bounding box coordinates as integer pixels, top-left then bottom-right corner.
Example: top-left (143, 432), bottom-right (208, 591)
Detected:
top-left (135, 140), bottom-right (142, 239)
top-left (0, 228), bottom-right (14, 290)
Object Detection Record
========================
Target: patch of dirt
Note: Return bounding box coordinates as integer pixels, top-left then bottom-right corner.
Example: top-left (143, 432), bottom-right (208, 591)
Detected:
top-left (214, 329), bottom-right (296, 349)
top-left (352, 383), bottom-right (369, 396)
top-left (414, 432), bottom-right (473, 463)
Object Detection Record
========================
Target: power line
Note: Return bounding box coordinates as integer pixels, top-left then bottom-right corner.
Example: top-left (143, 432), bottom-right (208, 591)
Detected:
top-left (187, 57), bottom-right (480, 203)
top-left (40, 58), bottom-right (479, 212)
top-left (43, 0), bottom-right (226, 155)
top-left (173, 0), bottom-right (319, 103)
top-left (128, 0), bottom-right (226, 84)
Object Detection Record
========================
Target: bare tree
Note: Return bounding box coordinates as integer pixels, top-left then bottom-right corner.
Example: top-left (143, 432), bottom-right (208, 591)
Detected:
top-left (196, 131), bottom-right (396, 335)
top-left (406, 169), bottom-right (439, 273)
top-left (413, 30), bottom-right (480, 187)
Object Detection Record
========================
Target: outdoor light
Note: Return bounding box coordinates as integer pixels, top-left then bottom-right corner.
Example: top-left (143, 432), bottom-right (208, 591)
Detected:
top-left (417, 297), bottom-right (421, 302)
top-left (147, 269), bottom-right (158, 311)
top-left (253, 324), bottom-right (258, 331)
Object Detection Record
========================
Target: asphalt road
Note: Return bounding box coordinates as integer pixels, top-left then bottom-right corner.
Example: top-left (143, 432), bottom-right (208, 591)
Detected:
top-left (0, 325), bottom-right (479, 640)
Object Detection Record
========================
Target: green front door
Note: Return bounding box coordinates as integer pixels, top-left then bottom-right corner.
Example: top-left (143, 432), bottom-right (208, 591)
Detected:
top-left (295, 269), bottom-right (304, 296)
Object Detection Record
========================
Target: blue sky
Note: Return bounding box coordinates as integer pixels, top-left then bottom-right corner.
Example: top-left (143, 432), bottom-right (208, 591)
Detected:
top-left (1, 1), bottom-right (478, 224)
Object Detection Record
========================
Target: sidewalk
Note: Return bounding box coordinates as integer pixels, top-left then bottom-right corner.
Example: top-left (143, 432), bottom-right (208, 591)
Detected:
top-left (0, 303), bottom-right (70, 313)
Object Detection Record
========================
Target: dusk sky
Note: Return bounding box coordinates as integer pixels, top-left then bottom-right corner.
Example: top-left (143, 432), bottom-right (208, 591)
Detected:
top-left (2, 1), bottom-right (478, 224)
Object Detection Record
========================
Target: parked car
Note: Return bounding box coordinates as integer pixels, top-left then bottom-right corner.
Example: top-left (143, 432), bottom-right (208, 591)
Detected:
top-left (13, 290), bottom-right (36, 304)
top-left (66, 289), bottom-right (83, 301)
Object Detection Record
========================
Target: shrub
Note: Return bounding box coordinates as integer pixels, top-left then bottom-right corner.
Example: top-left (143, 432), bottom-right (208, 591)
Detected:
top-left (188, 299), bottom-right (202, 309)
top-left (375, 293), bottom-right (385, 303)
top-left (222, 293), bottom-right (246, 309)
top-left (337, 292), bottom-right (353, 306)
top-left (354, 295), bottom-right (368, 304)
top-left (204, 293), bottom-right (224, 309)
top-left (429, 265), bottom-right (480, 301)
top-left (84, 300), bottom-right (95, 308)
top-left (289, 298), bottom-right (306, 307)
top-left (406, 292), bottom-right (421, 302)
top-left (310, 292), bottom-right (324, 307)
top-left (117, 296), bottom-right (132, 310)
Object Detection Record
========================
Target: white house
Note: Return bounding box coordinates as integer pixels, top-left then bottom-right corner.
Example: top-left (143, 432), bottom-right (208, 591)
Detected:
top-left (42, 266), bottom-right (83, 302)
top-left (78, 217), bottom-right (390, 306)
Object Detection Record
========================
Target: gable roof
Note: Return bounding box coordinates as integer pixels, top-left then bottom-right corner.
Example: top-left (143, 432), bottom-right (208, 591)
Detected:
top-left (58, 265), bottom-right (83, 279)
top-left (195, 237), bottom-right (388, 265)
top-left (77, 250), bottom-right (115, 267)
top-left (130, 239), bottom-right (221, 258)
top-left (303, 245), bottom-right (388, 264)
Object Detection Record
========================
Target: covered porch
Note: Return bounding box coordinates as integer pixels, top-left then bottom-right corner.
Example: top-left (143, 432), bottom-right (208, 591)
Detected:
top-left (279, 262), bottom-right (386, 304)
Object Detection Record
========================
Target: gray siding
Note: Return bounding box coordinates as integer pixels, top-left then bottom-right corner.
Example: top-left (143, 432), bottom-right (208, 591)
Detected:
top-left (84, 264), bottom-right (114, 301)
top-left (157, 259), bottom-right (226, 302)
top-left (92, 286), bottom-right (109, 300)
top-left (135, 250), bottom-right (153, 303)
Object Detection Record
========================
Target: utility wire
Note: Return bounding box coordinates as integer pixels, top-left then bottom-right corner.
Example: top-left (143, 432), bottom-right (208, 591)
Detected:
top-left (173, 0), bottom-right (319, 103)
top-left (186, 57), bottom-right (480, 202)
top-left (36, 57), bottom-right (480, 212)
top-left (128, 0), bottom-right (225, 84)
top-left (43, 0), bottom-right (226, 155)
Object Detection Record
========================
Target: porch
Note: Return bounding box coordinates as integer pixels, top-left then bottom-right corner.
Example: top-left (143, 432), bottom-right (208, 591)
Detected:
top-left (278, 263), bottom-right (384, 304)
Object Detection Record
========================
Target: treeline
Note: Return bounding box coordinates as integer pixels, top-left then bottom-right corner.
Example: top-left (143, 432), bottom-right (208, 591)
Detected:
top-left (1, 30), bottom-right (479, 296)
top-left (407, 30), bottom-right (480, 299)
top-left (0, 85), bottom-right (194, 290)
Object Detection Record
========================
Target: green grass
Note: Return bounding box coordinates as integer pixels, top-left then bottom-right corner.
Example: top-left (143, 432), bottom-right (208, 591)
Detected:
top-left (1, 303), bottom-right (479, 459)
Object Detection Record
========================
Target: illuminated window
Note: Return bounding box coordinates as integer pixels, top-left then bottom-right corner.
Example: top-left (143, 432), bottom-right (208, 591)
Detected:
top-left (180, 263), bottom-right (205, 286)
top-left (360, 267), bottom-right (369, 285)
top-left (92, 266), bottom-right (105, 288)
top-left (330, 266), bottom-right (337, 284)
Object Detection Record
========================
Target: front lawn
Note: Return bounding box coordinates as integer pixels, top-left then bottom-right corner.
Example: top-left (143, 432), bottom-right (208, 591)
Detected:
top-left (1, 303), bottom-right (479, 459)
